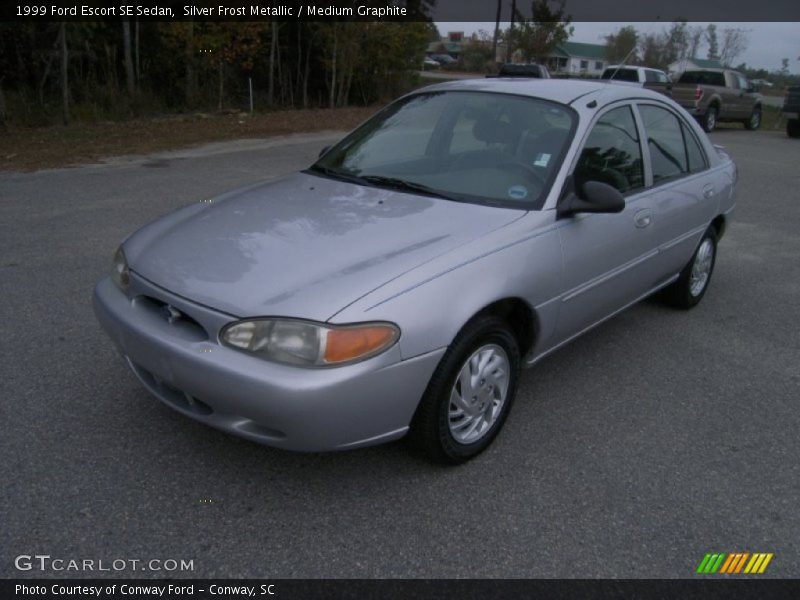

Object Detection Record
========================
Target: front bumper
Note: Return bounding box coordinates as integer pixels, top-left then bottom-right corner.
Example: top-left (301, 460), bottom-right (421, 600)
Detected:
top-left (92, 276), bottom-right (445, 451)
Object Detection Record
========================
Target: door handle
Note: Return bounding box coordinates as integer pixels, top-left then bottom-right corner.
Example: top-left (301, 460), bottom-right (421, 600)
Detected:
top-left (703, 185), bottom-right (715, 199)
top-left (634, 209), bottom-right (652, 228)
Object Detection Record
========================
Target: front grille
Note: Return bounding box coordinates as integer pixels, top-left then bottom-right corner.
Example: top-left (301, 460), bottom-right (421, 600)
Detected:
top-left (134, 295), bottom-right (208, 341)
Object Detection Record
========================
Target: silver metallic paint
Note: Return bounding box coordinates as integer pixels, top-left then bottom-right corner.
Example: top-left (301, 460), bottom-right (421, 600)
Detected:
top-left (94, 80), bottom-right (737, 451)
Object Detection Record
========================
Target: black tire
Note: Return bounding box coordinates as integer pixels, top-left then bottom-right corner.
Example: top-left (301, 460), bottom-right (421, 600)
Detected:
top-left (788, 119), bottom-right (800, 138)
top-left (701, 105), bottom-right (718, 133)
top-left (744, 106), bottom-right (761, 130)
top-left (662, 226), bottom-right (718, 310)
top-left (408, 315), bottom-right (520, 464)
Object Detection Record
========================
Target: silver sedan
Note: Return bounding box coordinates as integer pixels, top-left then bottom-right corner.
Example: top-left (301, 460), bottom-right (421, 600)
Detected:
top-left (93, 80), bottom-right (736, 463)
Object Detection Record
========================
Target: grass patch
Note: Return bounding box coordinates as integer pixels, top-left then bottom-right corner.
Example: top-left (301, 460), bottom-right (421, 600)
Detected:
top-left (0, 106), bottom-right (379, 172)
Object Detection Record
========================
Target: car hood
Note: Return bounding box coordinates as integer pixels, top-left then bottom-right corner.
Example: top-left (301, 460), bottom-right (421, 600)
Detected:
top-left (126, 172), bottom-right (523, 321)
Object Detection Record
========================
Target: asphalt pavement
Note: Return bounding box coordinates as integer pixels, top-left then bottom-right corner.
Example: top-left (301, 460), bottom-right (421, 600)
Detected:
top-left (1, 126), bottom-right (798, 578)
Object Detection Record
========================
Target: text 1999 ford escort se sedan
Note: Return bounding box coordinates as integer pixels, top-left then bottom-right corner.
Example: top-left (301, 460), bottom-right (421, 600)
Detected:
top-left (94, 79), bottom-right (736, 463)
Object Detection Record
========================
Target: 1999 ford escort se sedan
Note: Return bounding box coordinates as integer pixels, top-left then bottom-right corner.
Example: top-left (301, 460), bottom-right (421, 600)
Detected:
top-left (94, 79), bottom-right (736, 463)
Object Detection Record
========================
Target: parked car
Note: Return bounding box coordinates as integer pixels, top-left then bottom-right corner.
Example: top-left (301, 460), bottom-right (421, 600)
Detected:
top-left (601, 65), bottom-right (670, 86)
top-left (491, 63), bottom-right (551, 79)
top-left (430, 54), bottom-right (457, 65)
top-left (783, 86), bottom-right (800, 138)
top-left (660, 68), bottom-right (762, 132)
top-left (94, 80), bottom-right (737, 463)
top-left (422, 56), bottom-right (440, 70)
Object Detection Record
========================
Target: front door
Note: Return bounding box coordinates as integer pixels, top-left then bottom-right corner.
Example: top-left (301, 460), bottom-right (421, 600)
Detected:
top-left (555, 104), bottom-right (661, 342)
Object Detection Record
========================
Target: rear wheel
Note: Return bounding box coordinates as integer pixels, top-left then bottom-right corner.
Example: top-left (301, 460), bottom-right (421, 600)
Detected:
top-left (408, 315), bottom-right (520, 464)
top-left (662, 227), bottom-right (718, 309)
top-left (701, 106), bottom-right (718, 132)
top-left (788, 119), bottom-right (800, 138)
top-left (744, 107), bottom-right (761, 130)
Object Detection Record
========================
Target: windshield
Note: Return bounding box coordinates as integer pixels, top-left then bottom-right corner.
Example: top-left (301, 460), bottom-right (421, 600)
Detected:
top-left (310, 91), bottom-right (576, 209)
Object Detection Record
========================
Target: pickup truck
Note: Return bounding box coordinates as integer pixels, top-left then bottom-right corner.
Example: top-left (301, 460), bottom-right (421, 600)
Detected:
top-left (784, 86), bottom-right (800, 138)
top-left (659, 68), bottom-right (762, 133)
top-left (601, 65), bottom-right (670, 86)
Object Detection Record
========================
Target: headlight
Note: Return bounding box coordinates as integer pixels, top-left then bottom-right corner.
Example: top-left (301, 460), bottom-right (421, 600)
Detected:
top-left (220, 318), bottom-right (400, 367)
top-left (111, 246), bottom-right (130, 292)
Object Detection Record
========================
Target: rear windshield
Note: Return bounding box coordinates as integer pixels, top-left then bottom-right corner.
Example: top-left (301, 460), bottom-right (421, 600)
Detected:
top-left (678, 71), bottom-right (725, 86)
top-left (499, 64), bottom-right (544, 77)
top-left (601, 68), bottom-right (638, 82)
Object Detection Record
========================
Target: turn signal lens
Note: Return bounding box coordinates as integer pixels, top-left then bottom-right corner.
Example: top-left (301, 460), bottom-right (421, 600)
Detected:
top-left (111, 246), bottom-right (130, 292)
top-left (324, 325), bottom-right (398, 364)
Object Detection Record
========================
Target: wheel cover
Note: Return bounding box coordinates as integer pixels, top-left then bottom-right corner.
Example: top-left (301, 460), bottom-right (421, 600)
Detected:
top-left (690, 238), bottom-right (714, 297)
top-left (751, 111), bottom-right (760, 128)
top-left (447, 344), bottom-right (510, 444)
top-left (707, 109), bottom-right (716, 130)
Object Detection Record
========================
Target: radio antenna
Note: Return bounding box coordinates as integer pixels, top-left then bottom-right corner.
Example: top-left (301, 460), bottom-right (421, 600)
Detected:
top-left (608, 45), bottom-right (638, 80)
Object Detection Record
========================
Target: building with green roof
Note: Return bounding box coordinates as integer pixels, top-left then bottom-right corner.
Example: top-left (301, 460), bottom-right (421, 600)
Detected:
top-left (545, 41), bottom-right (609, 75)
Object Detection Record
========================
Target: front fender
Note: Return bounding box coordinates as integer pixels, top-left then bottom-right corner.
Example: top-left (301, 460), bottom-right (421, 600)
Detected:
top-left (329, 214), bottom-right (564, 361)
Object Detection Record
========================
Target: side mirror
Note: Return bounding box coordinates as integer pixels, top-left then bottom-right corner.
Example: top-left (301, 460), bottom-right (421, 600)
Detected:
top-left (557, 180), bottom-right (625, 218)
top-left (319, 145), bottom-right (331, 158)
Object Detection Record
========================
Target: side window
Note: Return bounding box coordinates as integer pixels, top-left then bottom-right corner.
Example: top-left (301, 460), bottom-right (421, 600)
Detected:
top-left (729, 73), bottom-right (740, 89)
top-left (657, 72), bottom-right (669, 83)
top-left (639, 105), bottom-right (689, 183)
top-left (574, 105), bottom-right (644, 194)
top-left (737, 75), bottom-right (748, 90)
top-left (580, 60), bottom-right (588, 70)
top-left (644, 70), bottom-right (658, 83)
top-left (682, 123), bottom-right (708, 173)
top-left (595, 61), bottom-right (603, 71)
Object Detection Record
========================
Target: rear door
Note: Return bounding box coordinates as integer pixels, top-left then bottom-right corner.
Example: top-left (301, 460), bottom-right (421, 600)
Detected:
top-left (635, 102), bottom-right (718, 277)
top-left (734, 73), bottom-right (754, 116)
top-left (724, 72), bottom-right (747, 118)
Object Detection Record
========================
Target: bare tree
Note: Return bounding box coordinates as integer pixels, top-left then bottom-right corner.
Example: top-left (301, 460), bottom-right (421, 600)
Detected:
top-left (0, 76), bottom-right (6, 129)
top-left (719, 27), bottom-right (749, 67)
top-left (59, 22), bottom-right (69, 124)
top-left (687, 25), bottom-right (703, 59)
top-left (605, 25), bottom-right (638, 64)
top-left (492, 0), bottom-right (502, 62)
top-left (185, 19), bottom-right (196, 106)
top-left (705, 24), bottom-right (718, 59)
top-left (122, 19), bottom-right (135, 95)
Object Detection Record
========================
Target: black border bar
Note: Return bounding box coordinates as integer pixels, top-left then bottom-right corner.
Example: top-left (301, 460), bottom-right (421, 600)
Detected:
top-left (3, 0), bottom-right (800, 22)
top-left (4, 579), bottom-right (800, 600)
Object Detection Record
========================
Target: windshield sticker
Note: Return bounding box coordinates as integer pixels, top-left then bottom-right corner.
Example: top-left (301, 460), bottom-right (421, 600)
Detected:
top-left (533, 153), bottom-right (551, 167)
top-left (507, 185), bottom-right (528, 200)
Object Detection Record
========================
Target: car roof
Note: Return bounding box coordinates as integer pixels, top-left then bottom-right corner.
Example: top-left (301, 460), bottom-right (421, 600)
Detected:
top-left (417, 78), bottom-right (669, 107)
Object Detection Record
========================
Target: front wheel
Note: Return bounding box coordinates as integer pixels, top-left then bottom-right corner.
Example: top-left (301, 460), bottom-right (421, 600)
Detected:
top-left (662, 227), bottom-right (718, 309)
top-left (408, 315), bottom-right (520, 464)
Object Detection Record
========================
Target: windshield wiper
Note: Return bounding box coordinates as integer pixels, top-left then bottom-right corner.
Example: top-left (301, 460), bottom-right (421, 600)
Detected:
top-left (307, 164), bottom-right (366, 185)
top-left (359, 175), bottom-right (461, 201)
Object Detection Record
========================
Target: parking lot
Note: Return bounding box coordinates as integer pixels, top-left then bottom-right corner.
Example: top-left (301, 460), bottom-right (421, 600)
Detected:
top-left (1, 127), bottom-right (798, 578)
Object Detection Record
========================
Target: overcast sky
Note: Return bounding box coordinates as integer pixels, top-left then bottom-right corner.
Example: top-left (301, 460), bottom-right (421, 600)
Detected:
top-left (436, 22), bottom-right (800, 73)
